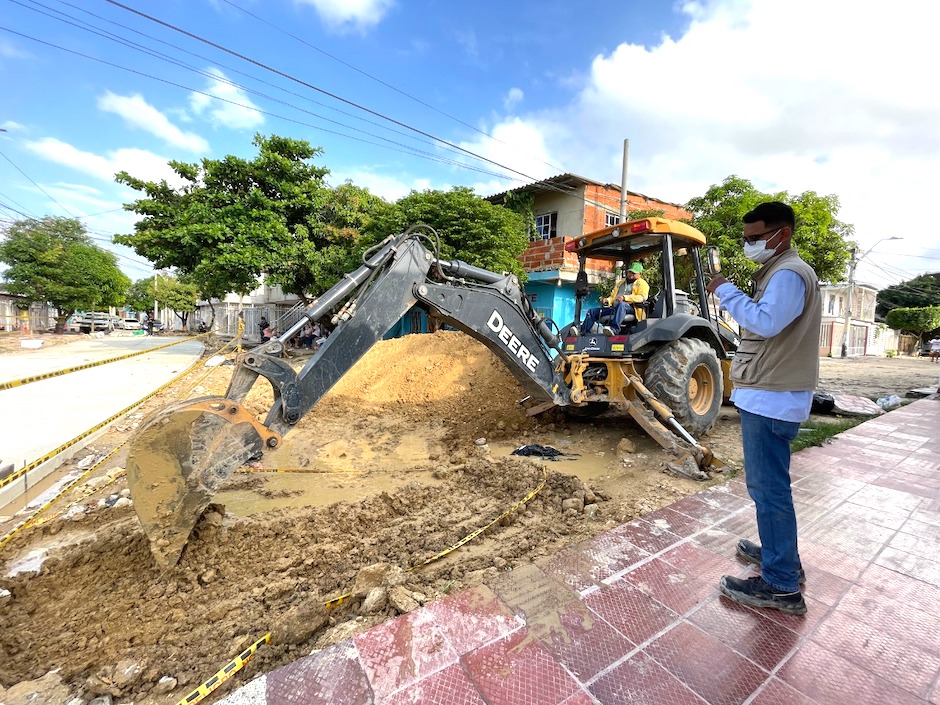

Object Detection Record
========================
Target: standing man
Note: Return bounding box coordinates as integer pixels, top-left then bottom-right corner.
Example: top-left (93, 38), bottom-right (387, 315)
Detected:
top-left (581, 261), bottom-right (649, 334)
top-left (706, 201), bottom-right (821, 615)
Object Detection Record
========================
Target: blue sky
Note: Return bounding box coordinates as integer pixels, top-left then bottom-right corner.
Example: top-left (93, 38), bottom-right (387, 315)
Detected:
top-left (1, 0), bottom-right (938, 290)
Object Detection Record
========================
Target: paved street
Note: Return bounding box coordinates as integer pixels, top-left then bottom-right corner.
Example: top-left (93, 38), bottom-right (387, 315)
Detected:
top-left (0, 334), bottom-right (204, 508)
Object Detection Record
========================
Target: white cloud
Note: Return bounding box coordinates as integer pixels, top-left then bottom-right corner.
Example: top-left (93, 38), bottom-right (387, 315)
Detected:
top-left (1, 120), bottom-right (26, 132)
top-left (328, 171), bottom-right (430, 202)
top-left (0, 38), bottom-right (30, 59)
top-left (296, 0), bottom-right (394, 32)
top-left (23, 137), bottom-right (189, 188)
top-left (503, 88), bottom-right (524, 111)
top-left (97, 92), bottom-right (209, 152)
top-left (461, 0), bottom-right (940, 287)
top-left (189, 68), bottom-right (265, 130)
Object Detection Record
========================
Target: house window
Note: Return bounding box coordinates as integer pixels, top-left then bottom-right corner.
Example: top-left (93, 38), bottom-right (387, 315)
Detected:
top-left (533, 212), bottom-right (558, 241)
top-left (605, 213), bottom-right (621, 227)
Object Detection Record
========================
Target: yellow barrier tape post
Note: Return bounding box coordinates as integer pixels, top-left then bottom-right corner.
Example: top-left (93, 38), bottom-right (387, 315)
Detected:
top-left (177, 633), bottom-right (271, 705)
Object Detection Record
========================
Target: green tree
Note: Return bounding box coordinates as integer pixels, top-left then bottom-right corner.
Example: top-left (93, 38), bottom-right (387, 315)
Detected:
top-left (685, 175), bottom-right (853, 286)
top-left (263, 181), bottom-right (388, 300)
top-left (115, 134), bottom-right (332, 300)
top-left (367, 186), bottom-right (529, 279)
top-left (877, 274), bottom-right (940, 318)
top-left (161, 276), bottom-right (200, 329)
top-left (885, 306), bottom-right (940, 344)
top-left (0, 217), bottom-right (129, 329)
top-left (125, 276), bottom-right (157, 314)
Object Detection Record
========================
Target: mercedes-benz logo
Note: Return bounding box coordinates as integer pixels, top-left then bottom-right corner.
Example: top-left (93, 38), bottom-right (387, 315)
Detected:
top-left (589, 337), bottom-right (597, 346)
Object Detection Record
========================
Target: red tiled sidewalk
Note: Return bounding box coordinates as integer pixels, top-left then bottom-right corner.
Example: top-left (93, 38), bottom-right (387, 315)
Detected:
top-left (220, 398), bottom-right (940, 705)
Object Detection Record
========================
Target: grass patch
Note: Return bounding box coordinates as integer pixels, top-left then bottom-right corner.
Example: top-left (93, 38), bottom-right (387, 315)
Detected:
top-left (792, 417), bottom-right (866, 452)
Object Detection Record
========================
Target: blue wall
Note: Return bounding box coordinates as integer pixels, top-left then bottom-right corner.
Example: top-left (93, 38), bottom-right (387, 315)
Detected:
top-left (524, 272), bottom-right (602, 329)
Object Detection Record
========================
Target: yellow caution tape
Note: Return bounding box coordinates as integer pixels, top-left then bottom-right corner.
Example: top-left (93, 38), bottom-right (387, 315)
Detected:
top-left (0, 349), bottom-right (207, 493)
top-left (0, 439), bottom-right (129, 551)
top-left (176, 633), bottom-right (271, 705)
top-left (0, 333), bottom-right (206, 392)
top-left (319, 465), bottom-right (549, 608)
top-left (411, 466), bottom-right (549, 569)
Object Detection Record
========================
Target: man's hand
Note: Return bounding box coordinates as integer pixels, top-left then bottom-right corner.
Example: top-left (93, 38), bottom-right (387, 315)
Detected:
top-left (706, 275), bottom-right (729, 294)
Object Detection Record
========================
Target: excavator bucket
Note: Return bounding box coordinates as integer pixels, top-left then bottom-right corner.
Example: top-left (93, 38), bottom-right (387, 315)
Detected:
top-left (125, 397), bottom-right (281, 568)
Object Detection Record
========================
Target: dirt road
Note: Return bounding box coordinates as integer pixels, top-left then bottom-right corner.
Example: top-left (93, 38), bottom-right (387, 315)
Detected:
top-left (1, 335), bottom-right (936, 704)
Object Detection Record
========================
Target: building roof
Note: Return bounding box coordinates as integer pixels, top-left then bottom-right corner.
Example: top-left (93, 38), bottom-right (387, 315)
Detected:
top-left (485, 172), bottom-right (686, 210)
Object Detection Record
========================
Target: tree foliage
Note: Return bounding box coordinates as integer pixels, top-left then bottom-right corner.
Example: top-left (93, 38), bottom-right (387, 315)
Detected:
top-left (115, 134), bottom-right (333, 300)
top-left (877, 274), bottom-right (940, 318)
top-left (366, 186), bottom-right (530, 279)
top-left (885, 306), bottom-right (940, 340)
top-left (685, 175), bottom-right (853, 286)
top-left (0, 217), bottom-right (129, 319)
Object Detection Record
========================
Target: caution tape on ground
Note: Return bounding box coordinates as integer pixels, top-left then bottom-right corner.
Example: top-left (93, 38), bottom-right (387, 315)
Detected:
top-left (0, 333), bottom-right (207, 392)
top-left (411, 465), bottom-right (549, 570)
top-left (176, 633), bottom-right (271, 705)
top-left (0, 440), bottom-right (128, 551)
top-left (320, 465), bottom-right (549, 608)
top-left (0, 347), bottom-right (207, 493)
top-left (178, 320), bottom-right (244, 400)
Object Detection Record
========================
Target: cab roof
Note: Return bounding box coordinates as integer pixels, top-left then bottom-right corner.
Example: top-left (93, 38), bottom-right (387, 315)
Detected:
top-left (565, 217), bottom-right (707, 261)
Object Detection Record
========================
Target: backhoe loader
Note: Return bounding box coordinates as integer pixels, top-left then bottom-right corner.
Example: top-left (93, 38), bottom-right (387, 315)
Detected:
top-left (126, 218), bottom-right (739, 567)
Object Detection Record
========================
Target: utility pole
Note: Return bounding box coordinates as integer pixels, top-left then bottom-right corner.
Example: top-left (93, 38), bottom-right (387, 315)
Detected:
top-left (619, 139), bottom-right (630, 221)
top-left (840, 236), bottom-right (903, 358)
top-left (840, 248), bottom-right (857, 358)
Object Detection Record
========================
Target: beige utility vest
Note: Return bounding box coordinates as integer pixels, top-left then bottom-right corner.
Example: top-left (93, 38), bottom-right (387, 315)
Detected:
top-left (730, 248), bottom-right (822, 392)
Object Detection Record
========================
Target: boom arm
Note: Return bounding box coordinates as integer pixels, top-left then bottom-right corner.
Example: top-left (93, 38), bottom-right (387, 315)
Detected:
top-left (227, 232), bottom-right (571, 436)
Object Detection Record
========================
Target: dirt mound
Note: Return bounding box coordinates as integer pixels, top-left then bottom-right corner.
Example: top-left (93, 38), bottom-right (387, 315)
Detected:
top-left (244, 330), bottom-right (537, 441)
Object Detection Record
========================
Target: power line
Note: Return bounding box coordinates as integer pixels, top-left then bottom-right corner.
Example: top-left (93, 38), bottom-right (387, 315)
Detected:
top-left (0, 148), bottom-right (76, 217)
top-left (103, 0), bottom-right (550, 185)
top-left (0, 26), bottom-right (516, 182)
top-left (219, 0), bottom-right (567, 176)
top-left (29, 0), bottom-right (478, 163)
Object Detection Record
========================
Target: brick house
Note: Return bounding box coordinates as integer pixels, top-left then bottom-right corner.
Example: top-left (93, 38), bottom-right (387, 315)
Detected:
top-left (486, 173), bottom-right (691, 328)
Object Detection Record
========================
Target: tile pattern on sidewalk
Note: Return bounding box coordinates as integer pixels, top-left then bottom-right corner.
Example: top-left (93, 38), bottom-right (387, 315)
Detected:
top-left (220, 398), bottom-right (940, 705)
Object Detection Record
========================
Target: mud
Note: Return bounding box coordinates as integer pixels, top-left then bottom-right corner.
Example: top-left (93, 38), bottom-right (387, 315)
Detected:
top-left (1, 334), bottom-right (936, 704)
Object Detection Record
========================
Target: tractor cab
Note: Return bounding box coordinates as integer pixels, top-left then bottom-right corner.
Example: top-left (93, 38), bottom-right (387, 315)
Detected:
top-left (562, 217), bottom-right (738, 359)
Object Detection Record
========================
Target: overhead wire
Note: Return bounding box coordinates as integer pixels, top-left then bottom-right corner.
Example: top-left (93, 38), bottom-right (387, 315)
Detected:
top-left (0, 26), bottom-right (516, 182)
top-left (22, 0), bottom-right (502, 170)
top-left (0, 148), bottom-right (76, 217)
top-left (102, 0), bottom-right (557, 185)
top-left (218, 0), bottom-right (569, 176)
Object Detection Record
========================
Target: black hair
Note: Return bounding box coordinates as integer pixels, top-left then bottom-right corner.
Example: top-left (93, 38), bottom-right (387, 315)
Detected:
top-left (743, 201), bottom-right (795, 231)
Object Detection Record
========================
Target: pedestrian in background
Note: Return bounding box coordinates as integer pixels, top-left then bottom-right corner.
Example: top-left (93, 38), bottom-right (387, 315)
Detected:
top-left (706, 201), bottom-right (821, 615)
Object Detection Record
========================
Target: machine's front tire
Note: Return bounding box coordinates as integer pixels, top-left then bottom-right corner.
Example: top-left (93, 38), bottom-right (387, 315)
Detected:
top-left (644, 338), bottom-right (723, 437)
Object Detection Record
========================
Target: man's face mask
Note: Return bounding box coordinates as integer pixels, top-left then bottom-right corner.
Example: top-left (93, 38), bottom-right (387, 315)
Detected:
top-left (743, 228), bottom-right (782, 263)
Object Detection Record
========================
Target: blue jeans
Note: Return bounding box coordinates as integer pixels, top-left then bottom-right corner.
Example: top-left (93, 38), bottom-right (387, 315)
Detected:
top-left (583, 301), bottom-right (629, 332)
top-left (740, 408), bottom-right (802, 592)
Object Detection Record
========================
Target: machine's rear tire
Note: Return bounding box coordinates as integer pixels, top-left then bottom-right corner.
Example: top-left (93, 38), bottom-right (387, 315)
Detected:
top-left (644, 338), bottom-right (723, 437)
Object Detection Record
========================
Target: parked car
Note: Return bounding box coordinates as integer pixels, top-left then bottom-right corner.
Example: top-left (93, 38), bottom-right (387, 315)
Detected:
top-left (77, 312), bottom-right (114, 334)
top-left (118, 318), bottom-right (141, 330)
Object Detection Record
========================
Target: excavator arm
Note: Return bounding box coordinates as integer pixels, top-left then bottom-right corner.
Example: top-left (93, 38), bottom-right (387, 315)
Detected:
top-left (127, 230), bottom-right (572, 567)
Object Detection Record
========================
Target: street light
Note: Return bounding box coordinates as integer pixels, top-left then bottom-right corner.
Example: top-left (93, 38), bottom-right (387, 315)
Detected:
top-left (840, 236), bottom-right (903, 358)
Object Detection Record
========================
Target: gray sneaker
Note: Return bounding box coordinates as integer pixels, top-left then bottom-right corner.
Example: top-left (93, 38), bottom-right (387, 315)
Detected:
top-left (736, 539), bottom-right (806, 584)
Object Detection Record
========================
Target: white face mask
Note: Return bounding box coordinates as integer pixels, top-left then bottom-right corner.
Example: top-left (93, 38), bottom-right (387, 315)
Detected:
top-left (743, 240), bottom-right (774, 263)
top-left (743, 228), bottom-right (782, 263)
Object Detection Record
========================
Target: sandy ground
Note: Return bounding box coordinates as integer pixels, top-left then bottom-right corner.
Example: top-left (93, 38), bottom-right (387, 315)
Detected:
top-left (1, 334), bottom-right (937, 704)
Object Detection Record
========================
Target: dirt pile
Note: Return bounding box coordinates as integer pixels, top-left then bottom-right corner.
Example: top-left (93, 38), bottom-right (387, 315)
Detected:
top-left (243, 330), bottom-right (537, 441)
